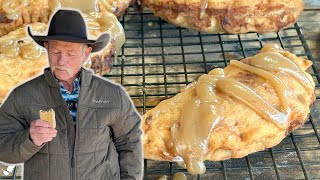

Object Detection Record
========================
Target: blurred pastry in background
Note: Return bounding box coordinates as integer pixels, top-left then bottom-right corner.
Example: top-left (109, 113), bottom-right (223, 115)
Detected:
top-left (0, 0), bottom-right (134, 36)
top-left (0, 23), bottom-right (47, 102)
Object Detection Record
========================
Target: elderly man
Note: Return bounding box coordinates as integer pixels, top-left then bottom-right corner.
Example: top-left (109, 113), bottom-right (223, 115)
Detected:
top-left (0, 9), bottom-right (142, 180)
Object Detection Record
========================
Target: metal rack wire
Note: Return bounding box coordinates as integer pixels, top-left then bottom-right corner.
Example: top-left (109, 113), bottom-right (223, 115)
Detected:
top-left (107, 8), bottom-right (320, 180)
top-left (1, 7), bottom-right (319, 180)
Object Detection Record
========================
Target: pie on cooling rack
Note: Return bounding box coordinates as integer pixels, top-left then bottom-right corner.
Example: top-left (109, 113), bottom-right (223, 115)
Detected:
top-left (142, 44), bottom-right (315, 175)
top-left (141, 0), bottom-right (304, 34)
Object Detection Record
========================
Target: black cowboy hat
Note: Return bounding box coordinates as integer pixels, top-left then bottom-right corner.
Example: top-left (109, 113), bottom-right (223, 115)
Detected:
top-left (28, 9), bottom-right (110, 53)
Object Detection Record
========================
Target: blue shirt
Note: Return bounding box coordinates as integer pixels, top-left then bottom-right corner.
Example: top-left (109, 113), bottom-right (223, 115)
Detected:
top-left (59, 77), bottom-right (80, 124)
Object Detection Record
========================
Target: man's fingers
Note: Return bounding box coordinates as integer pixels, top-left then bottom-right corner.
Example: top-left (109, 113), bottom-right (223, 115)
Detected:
top-left (32, 119), bottom-right (52, 128)
top-left (33, 137), bottom-right (54, 144)
top-left (31, 127), bottom-right (57, 134)
top-left (33, 133), bottom-right (56, 139)
top-left (29, 131), bottom-right (56, 146)
top-left (30, 119), bottom-right (57, 146)
top-left (30, 132), bottom-right (57, 140)
top-left (45, 137), bottom-right (53, 142)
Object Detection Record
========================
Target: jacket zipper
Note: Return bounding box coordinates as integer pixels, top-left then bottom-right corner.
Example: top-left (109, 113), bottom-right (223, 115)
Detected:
top-left (67, 100), bottom-right (77, 180)
top-left (55, 72), bottom-right (85, 180)
top-left (71, 153), bottom-right (76, 180)
top-left (55, 86), bottom-right (77, 180)
top-left (72, 79), bottom-right (83, 180)
top-left (71, 156), bottom-right (75, 167)
top-left (72, 118), bottom-right (78, 180)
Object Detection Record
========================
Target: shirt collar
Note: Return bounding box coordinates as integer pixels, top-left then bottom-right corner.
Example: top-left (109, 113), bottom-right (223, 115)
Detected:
top-left (58, 73), bottom-right (81, 93)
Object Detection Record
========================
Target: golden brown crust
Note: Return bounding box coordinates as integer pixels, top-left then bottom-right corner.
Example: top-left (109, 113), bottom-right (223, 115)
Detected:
top-left (0, 0), bottom-right (50, 36)
top-left (0, 0), bottom-right (132, 37)
top-left (98, 0), bottom-right (134, 17)
top-left (88, 39), bottom-right (116, 75)
top-left (141, 0), bottom-right (304, 33)
top-left (0, 23), bottom-right (48, 102)
top-left (0, 8), bottom-right (50, 36)
top-left (39, 108), bottom-right (56, 128)
top-left (142, 46), bottom-right (315, 162)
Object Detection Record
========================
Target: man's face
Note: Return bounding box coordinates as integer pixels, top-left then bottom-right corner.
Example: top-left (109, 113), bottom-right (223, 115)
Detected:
top-left (45, 40), bottom-right (92, 81)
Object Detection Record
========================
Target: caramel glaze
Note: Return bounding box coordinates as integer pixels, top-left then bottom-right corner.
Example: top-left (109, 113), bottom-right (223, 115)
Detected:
top-left (170, 44), bottom-right (314, 175)
top-left (2, 0), bottom-right (29, 20)
top-left (0, 35), bottom-right (44, 59)
top-left (173, 172), bottom-right (187, 180)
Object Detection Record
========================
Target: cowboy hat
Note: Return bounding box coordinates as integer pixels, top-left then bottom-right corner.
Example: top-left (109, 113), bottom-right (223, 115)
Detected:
top-left (28, 9), bottom-right (110, 53)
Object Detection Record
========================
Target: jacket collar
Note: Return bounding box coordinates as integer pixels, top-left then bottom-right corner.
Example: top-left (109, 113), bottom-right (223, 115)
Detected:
top-left (44, 67), bottom-right (93, 88)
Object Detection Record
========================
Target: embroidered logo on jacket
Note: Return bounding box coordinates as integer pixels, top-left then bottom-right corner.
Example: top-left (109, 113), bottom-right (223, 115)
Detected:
top-left (92, 99), bottom-right (110, 104)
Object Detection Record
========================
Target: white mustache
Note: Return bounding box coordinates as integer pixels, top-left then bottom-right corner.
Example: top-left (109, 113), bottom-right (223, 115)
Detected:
top-left (52, 65), bottom-right (73, 75)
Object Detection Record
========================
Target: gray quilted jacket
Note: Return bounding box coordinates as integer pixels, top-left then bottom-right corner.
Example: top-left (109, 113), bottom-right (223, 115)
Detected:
top-left (0, 68), bottom-right (143, 180)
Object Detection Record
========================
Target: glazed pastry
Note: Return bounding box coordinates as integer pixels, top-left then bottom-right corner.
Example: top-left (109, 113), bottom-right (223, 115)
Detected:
top-left (142, 44), bottom-right (315, 175)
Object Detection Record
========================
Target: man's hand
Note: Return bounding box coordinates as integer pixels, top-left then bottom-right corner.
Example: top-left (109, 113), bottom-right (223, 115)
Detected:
top-left (29, 119), bottom-right (57, 147)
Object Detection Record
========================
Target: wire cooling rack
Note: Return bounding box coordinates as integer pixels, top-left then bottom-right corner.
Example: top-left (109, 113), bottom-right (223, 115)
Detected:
top-left (107, 8), bottom-right (320, 180)
top-left (1, 7), bottom-right (319, 180)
